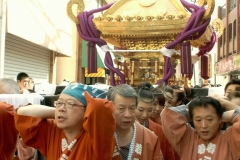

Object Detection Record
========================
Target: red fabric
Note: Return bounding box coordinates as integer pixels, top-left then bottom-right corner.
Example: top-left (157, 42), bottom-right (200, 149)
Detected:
top-left (161, 107), bottom-right (240, 160)
top-left (0, 102), bottom-right (19, 160)
top-left (112, 122), bottom-right (163, 160)
top-left (152, 117), bottom-right (162, 125)
top-left (149, 119), bottom-right (180, 160)
top-left (14, 92), bottom-right (116, 160)
top-left (17, 138), bottom-right (36, 160)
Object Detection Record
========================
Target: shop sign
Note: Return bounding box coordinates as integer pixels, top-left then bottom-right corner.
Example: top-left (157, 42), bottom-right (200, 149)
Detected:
top-left (214, 55), bottom-right (240, 74)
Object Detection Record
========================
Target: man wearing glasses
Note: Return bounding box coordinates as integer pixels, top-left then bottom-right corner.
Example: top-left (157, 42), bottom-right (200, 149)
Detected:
top-left (15, 83), bottom-right (116, 160)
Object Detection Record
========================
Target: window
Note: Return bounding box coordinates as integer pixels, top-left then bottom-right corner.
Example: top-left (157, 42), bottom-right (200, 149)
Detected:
top-left (223, 28), bottom-right (226, 57)
top-left (230, 0), bottom-right (236, 12)
top-left (233, 20), bottom-right (236, 38)
top-left (219, 36), bottom-right (222, 47)
top-left (233, 20), bottom-right (237, 53)
top-left (223, 28), bottom-right (226, 43)
top-left (229, 23), bottom-right (232, 41)
top-left (221, 4), bottom-right (226, 19)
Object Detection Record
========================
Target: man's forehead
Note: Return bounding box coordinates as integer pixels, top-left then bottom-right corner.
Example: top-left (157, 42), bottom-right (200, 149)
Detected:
top-left (193, 106), bottom-right (217, 116)
top-left (227, 84), bottom-right (240, 89)
top-left (114, 100), bottom-right (137, 106)
top-left (21, 77), bottom-right (29, 81)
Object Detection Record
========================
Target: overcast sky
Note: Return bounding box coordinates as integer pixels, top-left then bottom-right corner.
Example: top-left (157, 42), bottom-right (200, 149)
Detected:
top-left (185, 0), bottom-right (226, 7)
top-left (184, 0), bottom-right (226, 18)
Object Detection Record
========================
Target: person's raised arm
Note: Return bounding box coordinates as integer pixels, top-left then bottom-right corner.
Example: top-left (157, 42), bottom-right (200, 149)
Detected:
top-left (83, 91), bottom-right (115, 159)
top-left (161, 105), bottom-right (192, 156)
top-left (222, 110), bottom-right (235, 122)
top-left (220, 100), bottom-right (239, 123)
top-left (209, 94), bottom-right (239, 110)
top-left (209, 94), bottom-right (240, 122)
top-left (16, 105), bottom-right (55, 119)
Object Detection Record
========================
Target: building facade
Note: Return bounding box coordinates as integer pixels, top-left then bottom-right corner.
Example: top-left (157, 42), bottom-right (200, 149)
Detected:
top-left (0, 0), bottom-right (78, 84)
top-left (0, 0), bottom-right (107, 85)
top-left (215, 0), bottom-right (240, 85)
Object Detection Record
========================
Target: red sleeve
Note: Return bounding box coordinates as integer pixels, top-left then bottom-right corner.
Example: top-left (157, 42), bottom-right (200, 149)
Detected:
top-left (161, 107), bottom-right (194, 156)
top-left (0, 102), bottom-right (18, 159)
top-left (83, 92), bottom-right (116, 160)
top-left (227, 113), bottom-right (240, 158)
top-left (14, 114), bottom-right (55, 156)
top-left (153, 138), bottom-right (164, 160)
top-left (158, 124), bottom-right (176, 160)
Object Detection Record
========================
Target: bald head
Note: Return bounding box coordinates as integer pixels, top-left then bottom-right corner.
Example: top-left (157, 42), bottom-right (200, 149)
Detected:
top-left (0, 78), bottom-right (20, 94)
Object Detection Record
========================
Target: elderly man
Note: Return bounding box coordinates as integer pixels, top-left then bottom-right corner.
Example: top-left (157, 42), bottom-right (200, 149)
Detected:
top-left (0, 78), bottom-right (20, 159)
top-left (15, 83), bottom-right (115, 160)
top-left (161, 95), bottom-right (240, 159)
top-left (0, 78), bottom-right (36, 160)
top-left (107, 84), bottom-right (163, 160)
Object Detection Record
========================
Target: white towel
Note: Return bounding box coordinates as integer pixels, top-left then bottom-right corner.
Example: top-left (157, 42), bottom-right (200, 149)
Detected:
top-left (0, 94), bottom-right (44, 108)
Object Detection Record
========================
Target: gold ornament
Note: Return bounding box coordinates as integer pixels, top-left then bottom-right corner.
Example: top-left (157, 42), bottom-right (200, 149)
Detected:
top-left (66, 0), bottom-right (85, 24)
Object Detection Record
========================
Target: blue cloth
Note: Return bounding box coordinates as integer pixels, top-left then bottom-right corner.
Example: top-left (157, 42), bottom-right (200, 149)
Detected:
top-left (61, 83), bottom-right (107, 106)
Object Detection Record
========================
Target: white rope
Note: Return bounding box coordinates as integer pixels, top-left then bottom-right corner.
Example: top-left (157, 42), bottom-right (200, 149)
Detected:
top-left (114, 123), bottom-right (136, 160)
top-left (159, 47), bottom-right (175, 58)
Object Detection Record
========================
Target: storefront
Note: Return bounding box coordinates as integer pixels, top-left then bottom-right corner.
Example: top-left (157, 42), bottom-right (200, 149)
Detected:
top-left (4, 33), bottom-right (50, 81)
top-left (1, 0), bottom-right (75, 83)
top-left (214, 54), bottom-right (240, 84)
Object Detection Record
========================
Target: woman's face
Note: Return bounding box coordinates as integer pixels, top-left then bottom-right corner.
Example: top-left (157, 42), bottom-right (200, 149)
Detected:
top-left (164, 92), bottom-right (173, 107)
top-left (171, 92), bottom-right (183, 107)
top-left (135, 99), bottom-right (153, 125)
top-left (151, 97), bottom-right (164, 119)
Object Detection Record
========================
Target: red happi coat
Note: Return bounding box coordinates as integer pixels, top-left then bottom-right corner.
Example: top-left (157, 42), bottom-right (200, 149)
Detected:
top-left (0, 102), bottom-right (19, 160)
top-left (14, 93), bottom-right (116, 160)
top-left (148, 119), bottom-right (180, 160)
top-left (161, 107), bottom-right (240, 160)
top-left (112, 122), bottom-right (163, 160)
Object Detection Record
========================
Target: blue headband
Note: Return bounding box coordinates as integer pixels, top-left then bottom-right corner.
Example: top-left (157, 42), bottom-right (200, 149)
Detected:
top-left (61, 83), bottom-right (107, 106)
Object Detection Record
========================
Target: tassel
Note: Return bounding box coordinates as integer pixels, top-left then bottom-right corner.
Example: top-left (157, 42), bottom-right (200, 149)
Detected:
top-left (180, 41), bottom-right (193, 75)
top-left (201, 54), bottom-right (210, 79)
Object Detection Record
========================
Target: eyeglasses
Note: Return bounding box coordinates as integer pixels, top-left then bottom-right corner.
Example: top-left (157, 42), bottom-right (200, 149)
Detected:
top-left (54, 101), bottom-right (85, 109)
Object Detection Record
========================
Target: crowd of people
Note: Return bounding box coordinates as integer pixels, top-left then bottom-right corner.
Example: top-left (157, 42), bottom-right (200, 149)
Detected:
top-left (0, 75), bottom-right (240, 160)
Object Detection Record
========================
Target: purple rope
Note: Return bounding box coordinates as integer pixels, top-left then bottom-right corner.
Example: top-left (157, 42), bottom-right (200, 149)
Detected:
top-left (76, 2), bottom-right (127, 85)
top-left (180, 0), bottom-right (200, 13)
top-left (158, 0), bottom-right (210, 84)
top-left (87, 3), bottom-right (114, 15)
top-left (88, 15), bottom-right (99, 38)
top-left (199, 31), bottom-right (216, 52)
top-left (191, 8), bottom-right (206, 29)
top-left (180, 10), bottom-right (197, 34)
top-left (171, 7), bottom-right (205, 42)
top-left (195, 31), bottom-right (216, 80)
top-left (191, 28), bottom-right (207, 40)
top-left (76, 21), bottom-right (104, 45)
top-left (83, 12), bottom-right (94, 38)
top-left (166, 18), bottom-right (210, 48)
top-left (78, 14), bottom-right (105, 44)
top-left (156, 56), bottom-right (173, 85)
top-left (104, 52), bottom-right (116, 86)
top-left (104, 52), bottom-right (126, 86)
